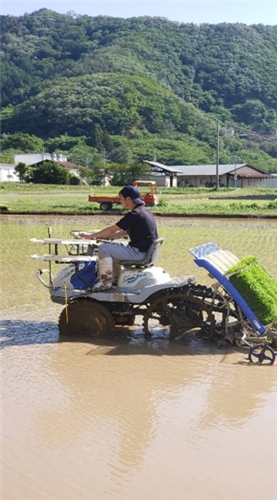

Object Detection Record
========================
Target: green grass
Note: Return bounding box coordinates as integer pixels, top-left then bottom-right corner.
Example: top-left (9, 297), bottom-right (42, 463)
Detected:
top-left (1, 210), bottom-right (276, 312)
top-left (1, 182), bottom-right (277, 216)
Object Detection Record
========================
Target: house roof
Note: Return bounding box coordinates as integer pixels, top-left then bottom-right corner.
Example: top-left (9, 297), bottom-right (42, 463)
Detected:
top-left (167, 164), bottom-right (244, 175)
top-left (143, 160), bottom-right (181, 174)
top-left (145, 162), bottom-right (272, 178)
top-left (54, 160), bottom-right (79, 170)
top-left (165, 164), bottom-right (252, 176)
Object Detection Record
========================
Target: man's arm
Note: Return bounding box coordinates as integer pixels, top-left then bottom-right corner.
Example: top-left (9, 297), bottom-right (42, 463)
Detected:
top-left (80, 225), bottom-right (125, 240)
top-left (110, 229), bottom-right (128, 239)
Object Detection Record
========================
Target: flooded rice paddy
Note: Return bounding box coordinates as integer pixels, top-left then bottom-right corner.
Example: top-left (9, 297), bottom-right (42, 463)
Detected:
top-left (1, 214), bottom-right (277, 500)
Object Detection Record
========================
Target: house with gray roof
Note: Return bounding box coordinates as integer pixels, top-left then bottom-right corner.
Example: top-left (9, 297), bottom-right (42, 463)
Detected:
top-left (144, 161), bottom-right (275, 188)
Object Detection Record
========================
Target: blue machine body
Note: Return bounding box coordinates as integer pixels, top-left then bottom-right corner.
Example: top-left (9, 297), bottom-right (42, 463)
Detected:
top-left (70, 261), bottom-right (98, 290)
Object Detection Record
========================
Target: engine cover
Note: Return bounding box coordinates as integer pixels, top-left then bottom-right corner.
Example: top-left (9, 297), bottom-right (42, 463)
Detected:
top-left (118, 267), bottom-right (171, 292)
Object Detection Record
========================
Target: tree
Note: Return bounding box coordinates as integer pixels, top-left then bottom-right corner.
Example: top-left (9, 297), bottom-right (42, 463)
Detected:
top-left (68, 145), bottom-right (102, 167)
top-left (25, 161), bottom-right (70, 184)
top-left (69, 174), bottom-right (80, 185)
top-left (78, 166), bottom-right (94, 184)
top-left (110, 162), bottom-right (151, 185)
top-left (231, 100), bottom-right (277, 135)
top-left (1, 133), bottom-right (44, 152)
top-left (108, 145), bottom-right (133, 165)
top-left (14, 162), bottom-right (27, 181)
top-left (88, 123), bottom-right (105, 150)
top-left (45, 135), bottom-right (87, 152)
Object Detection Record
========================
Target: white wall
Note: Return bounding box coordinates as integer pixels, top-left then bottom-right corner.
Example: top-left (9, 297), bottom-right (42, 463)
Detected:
top-left (151, 175), bottom-right (178, 187)
top-left (259, 177), bottom-right (277, 188)
top-left (0, 164), bottom-right (19, 182)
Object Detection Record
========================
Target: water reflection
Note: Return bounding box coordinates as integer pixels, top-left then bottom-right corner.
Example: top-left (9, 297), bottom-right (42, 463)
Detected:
top-left (199, 361), bottom-right (276, 428)
top-left (35, 336), bottom-right (276, 472)
top-left (2, 312), bottom-right (275, 473)
top-left (2, 337), bottom-right (277, 500)
top-left (0, 318), bottom-right (58, 348)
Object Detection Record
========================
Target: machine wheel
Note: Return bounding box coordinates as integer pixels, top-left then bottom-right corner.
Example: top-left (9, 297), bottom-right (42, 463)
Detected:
top-left (100, 202), bottom-right (112, 211)
top-left (248, 344), bottom-right (276, 365)
top-left (59, 299), bottom-right (114, 338)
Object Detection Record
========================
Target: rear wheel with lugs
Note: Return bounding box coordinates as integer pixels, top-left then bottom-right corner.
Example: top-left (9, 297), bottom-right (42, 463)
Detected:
top-left (59, 300), bottom-right (114, 338)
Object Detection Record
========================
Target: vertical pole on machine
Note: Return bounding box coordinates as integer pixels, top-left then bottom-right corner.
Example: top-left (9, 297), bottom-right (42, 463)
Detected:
top-left (48, 226), bottom-right (53, 284)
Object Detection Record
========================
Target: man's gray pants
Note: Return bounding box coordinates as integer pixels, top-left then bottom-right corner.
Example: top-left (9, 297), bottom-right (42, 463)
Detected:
top-left (98, 242), bottom-right (147, 262)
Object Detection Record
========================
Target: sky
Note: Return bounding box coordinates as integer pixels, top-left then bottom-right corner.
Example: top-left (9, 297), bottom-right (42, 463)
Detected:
top-left (1, 0), bottom-right (277, 25)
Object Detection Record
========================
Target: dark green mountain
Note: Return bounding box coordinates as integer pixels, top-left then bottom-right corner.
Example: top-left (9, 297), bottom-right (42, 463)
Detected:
top-left (1, 10), bottom-right (277, 170)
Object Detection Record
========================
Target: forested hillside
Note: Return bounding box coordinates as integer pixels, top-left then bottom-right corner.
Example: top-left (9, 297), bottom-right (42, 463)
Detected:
top-left (1, 9), bottom-right (277, 172)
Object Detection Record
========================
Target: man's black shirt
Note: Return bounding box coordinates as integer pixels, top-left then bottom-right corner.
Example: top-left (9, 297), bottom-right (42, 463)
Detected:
top-left (116, 204), bottom-right (158, 252)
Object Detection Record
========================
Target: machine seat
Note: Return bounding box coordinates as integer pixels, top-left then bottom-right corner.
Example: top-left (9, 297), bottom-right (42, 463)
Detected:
top-left (118, 238), bottom-right (164, 268)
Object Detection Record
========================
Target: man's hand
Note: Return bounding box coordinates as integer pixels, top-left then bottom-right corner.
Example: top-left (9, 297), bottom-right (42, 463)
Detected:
top-left (79, 232), bottom-right (95, 239)
top-left (79, 225), bottom-right (121, 241)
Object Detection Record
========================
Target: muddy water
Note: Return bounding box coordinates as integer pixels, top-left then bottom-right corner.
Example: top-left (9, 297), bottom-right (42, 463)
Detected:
top-left (1, 215), bottom-right (277, 500)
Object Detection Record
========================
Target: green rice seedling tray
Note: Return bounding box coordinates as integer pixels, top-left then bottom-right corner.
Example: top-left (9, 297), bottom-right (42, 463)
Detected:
top-left (227, 256), bottom-right (277, 325)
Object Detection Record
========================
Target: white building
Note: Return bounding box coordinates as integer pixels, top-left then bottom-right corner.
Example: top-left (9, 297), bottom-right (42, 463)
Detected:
top-left (0, 164), bottom-right (19, 182)
top-left (0, 153), bottom-right (79, 183)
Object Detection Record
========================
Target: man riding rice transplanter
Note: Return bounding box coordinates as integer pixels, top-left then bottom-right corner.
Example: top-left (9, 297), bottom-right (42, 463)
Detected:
top-left (80, 185), bottom-right (158, 291)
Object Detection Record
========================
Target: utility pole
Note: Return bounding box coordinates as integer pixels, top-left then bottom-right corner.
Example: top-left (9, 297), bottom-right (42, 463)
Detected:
top-left (233, 156), bottom-right (237, 188)
top-left (86, 153), bottom-right (90, 168)
top-left (216, 119), bottom-right (220, 189)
